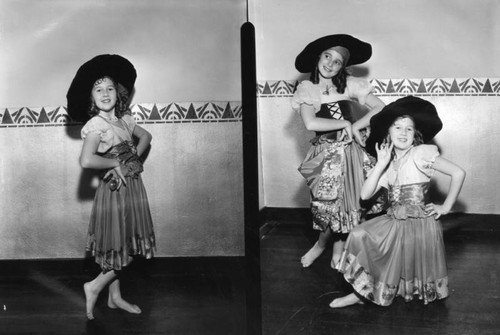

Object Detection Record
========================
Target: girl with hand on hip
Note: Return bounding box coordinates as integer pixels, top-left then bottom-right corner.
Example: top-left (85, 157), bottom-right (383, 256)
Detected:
top-left (67, 54), bottom-right (156, 320)
top-left (292, 34), bottom-right (385, 269)
top-left (331, 96), bottom-right (466, 308)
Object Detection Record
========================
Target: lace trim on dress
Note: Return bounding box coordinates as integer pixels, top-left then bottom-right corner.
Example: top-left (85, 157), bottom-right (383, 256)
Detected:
top-left (341, 252), bottom-right (449, 306)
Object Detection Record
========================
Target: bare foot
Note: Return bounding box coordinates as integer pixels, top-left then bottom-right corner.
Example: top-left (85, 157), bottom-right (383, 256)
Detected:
top-left (329, 293), bottom-right (364, 308)
top-left (300, 241), bottom-right (325, 268)
top-left (331, 241), bottom-right (344, 270)
top-left (108, 295), bottom-right (142, 314)
top-left (84, 282), bottom-right (98, 320)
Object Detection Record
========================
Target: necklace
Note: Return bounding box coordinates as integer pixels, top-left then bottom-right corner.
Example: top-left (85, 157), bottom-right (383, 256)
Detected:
top-left (392, 146), bottom-right (413, 170)
top-left (322, 85), bottom-right (331, 95)
top-left (99, 113), bottom-right (118, 122)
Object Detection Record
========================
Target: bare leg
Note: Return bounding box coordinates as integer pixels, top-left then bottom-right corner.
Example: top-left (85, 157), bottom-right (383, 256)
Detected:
top-left (107, 278), bottom-right (141, 314)
top-left (330, 240), bottom-right (345, 269)
top-left (329, 293), bottom-right (364, 308)
top-left (84, 270), bottom-right (117, 320)
top-left (301, 229), bottom-right (331, 267)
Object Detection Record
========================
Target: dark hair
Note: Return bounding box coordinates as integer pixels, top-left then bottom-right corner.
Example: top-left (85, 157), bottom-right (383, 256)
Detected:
top-left (87, 76), bottom-right (130, 119)
top-left (309, 60), bottom-right (350, 94)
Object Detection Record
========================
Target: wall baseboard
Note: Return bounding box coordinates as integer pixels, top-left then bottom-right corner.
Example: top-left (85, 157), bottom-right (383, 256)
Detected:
top-left (260, 207), bottom-right (310, 224)
top-left (259, 207), bottom-right (500, 234)
top-left (0, 256), bottom-right (244, 271)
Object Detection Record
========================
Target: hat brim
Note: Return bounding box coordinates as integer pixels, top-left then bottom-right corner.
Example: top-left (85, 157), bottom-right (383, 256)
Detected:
top-left (66, 54), bottom-right (136, 122)
top-left (295, 34), bottom-right (372, 73)
top-left (365, 96), bottom-right (443, 157)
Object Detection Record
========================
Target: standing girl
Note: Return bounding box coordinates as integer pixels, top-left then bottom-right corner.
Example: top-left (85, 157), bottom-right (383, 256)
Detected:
top-left (67, 54), bottom-right (156, 319)
top-left (331, 96), bottom-right (466, 308)
top-left (292, 34), bottom-right (385, 268)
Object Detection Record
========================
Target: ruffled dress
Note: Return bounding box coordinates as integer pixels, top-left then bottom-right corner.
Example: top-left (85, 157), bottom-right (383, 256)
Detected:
top-left (291, 77), bottom-right (379, 233)
top-left (81, 114), bottom-right (156, 272)
top-left (336, 145), bottom-right (448, 305)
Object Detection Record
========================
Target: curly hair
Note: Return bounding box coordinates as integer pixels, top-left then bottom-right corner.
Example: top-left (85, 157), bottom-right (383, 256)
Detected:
top-left (87, 76), bottom-right (130, 119)
top-left (384, 115), bottom-right (424, 159)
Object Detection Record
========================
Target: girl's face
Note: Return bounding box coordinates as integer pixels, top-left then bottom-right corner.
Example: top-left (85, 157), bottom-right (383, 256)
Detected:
top-left (317, 48), bottom-right (344, 79)
top-left (388, 117), bottom-right (416, 151)
top-left (91, 77), bottom-right (117, 113)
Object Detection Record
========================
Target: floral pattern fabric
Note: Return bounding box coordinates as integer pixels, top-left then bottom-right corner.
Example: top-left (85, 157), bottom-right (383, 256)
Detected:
top-left (299, 133), bottom-right (376, 233)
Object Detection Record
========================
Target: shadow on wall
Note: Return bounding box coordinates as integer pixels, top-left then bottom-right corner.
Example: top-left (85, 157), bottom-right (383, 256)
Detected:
top-left (424, 140), bottom-right (467, 213)
top-left (284, 74), bottom-right (311, 205)
top-left (429, 178), bottom-right (467, 213)
top-left (65, 122), bottom-right (152, 201)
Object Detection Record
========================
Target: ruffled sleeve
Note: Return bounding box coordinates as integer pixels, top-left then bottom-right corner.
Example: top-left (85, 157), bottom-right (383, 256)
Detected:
top-left (346, 77), bottom-right (374, 106)
top-left (412, 144), bottom-right (440, 178)
top-left (291, 80), bottom-right (321, 114)
top-left (121, 113), bottom-right (137, 134)
top-left (80, 117), bottom-right (114, 153)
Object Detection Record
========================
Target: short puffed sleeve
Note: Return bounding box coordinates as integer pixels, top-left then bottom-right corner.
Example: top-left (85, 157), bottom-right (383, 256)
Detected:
top-left (412, 144), bottom-right (440, 178)
top-left (80, 117), bottom-right (114, 152)
top-left (291, 80), bottom-right (321, 113)
top-left (346, 77), bottom-right (374, 106)
top-left (81, 117), bottom-right (110, 139)
top-left (121, 113), bottom-right (137, 133)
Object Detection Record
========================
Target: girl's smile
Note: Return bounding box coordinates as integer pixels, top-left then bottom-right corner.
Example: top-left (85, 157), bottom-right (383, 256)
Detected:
top-left (389, 117), bottom-right (416, 154)
top-left (92, 77), bottom-right (117, 113)
top-left (317, 48), bottom-right (344, 79)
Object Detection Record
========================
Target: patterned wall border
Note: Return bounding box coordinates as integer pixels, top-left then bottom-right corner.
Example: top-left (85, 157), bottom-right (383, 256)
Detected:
top-left (3, 77), bottom-right (498, 126)
top-left (0, 101), bottom-right (242, 127)
top-left (257, 78), bottom-right (500, 97)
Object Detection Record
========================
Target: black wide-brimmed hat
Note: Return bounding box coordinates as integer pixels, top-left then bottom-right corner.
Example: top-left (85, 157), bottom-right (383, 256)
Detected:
top-left (295, 34), bottom-right (372, 73)
top-left (66, 54), bottom-right (136, 122)
top-left (365, 96), bottom-right (443, 157)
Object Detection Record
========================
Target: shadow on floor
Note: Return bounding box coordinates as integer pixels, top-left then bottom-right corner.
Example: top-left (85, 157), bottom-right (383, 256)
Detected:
top-left (260, 212), bottom-right (500, 335)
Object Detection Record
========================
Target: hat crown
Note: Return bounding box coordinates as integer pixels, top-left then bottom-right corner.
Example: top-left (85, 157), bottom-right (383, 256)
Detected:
top-left (365, 96), bottom-right (443, 157)
top-left (66, 54), bottom-right (136, 122)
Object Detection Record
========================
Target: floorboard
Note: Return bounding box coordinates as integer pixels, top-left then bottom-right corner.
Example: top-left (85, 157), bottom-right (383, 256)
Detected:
top-left (0, 257), bottom-right (247, 335)
top-left (1, 213), bottom-right (499, 335)
top-left (260, 213), bottom-right (500, 335)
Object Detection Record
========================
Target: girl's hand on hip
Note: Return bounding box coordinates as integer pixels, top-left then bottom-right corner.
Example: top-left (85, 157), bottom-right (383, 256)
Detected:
top-left (103, 166), bottom-right (127, 190)
top-left (114, 165), bottom-right (127, 187)
top-left (339, 124), bottom-right (353, 143)
top-left (353, 127), bottom-right (370, 147)
top-left (424, 203), bottom-right (449, 219)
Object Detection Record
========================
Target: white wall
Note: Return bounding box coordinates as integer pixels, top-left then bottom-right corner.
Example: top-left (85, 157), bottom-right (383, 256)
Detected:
top-left (0, 0), bottom-right (244, 107)
top-left (0, 0), bottom-right (247, 259)
top-left (251, 0), bottom-right (500, 214)
top-left (250, 0), bottom-right (500, 79)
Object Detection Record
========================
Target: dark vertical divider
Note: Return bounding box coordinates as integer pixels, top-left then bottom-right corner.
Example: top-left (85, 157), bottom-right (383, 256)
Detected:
top-left (241, 21), bottom-right (262, 335)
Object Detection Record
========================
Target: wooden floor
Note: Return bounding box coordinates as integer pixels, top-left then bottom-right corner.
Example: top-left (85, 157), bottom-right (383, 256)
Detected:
top-left (260, 212), bottom-right (500, 335)
top-left (1, 213), bottom-right (499, 335)
top-left (0, 257), bottom-right (248, 335)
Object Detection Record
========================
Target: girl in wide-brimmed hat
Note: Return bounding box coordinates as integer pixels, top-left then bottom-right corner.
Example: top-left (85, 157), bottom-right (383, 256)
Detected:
top-left (331, 96), bottom-right (466, 308)
top-left (67, 54), bottom-right (156, 320)
top-left (292, 34), bottom-right (386, 269)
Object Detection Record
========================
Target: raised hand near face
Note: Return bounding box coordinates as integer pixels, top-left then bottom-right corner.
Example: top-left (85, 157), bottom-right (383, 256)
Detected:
top-left (375, 140), bottom-right (394, 167)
